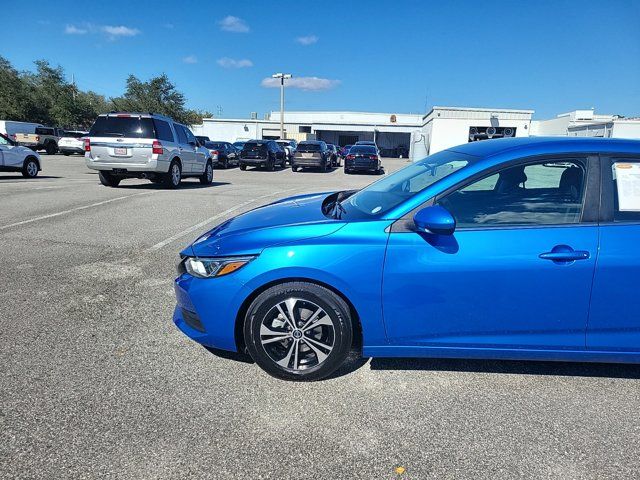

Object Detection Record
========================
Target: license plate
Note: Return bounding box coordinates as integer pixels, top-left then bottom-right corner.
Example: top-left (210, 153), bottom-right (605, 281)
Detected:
top-left (302, 153), bottom-right (315, 158)
top-left (114, 147), bottom-right (128, 156)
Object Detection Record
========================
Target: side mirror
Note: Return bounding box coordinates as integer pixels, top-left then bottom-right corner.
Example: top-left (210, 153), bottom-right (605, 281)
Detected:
top-left (413, 205), bottom-right (456, 235)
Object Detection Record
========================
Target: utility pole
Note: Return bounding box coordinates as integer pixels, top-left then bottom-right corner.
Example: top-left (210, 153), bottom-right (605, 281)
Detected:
top-left (271, 73), bottom-right (291, 139)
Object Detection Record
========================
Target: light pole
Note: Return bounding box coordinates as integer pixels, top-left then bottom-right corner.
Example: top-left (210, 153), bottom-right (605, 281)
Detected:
top-left (272, 73), bottom-right (291, 139)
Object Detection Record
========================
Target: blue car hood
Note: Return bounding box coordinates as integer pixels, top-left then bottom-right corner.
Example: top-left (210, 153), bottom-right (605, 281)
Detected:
top-left (185, 191), bottom-right (345, 257)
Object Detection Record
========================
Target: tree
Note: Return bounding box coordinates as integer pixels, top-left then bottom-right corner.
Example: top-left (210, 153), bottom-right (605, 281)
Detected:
top-left (111, 74), bottom-right (211, 124)
top-left (0, 57), bottom-right (209, 128)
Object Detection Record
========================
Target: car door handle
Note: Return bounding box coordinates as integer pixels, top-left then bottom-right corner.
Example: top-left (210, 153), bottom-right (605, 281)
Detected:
top-left (539, 245), bottom-right (590, 263)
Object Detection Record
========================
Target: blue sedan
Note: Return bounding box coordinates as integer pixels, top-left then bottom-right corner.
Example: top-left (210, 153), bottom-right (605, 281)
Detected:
top-left (174, 137), bottom-right (640, 381)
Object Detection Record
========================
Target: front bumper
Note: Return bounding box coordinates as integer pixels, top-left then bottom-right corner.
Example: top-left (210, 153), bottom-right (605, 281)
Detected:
top-left (173, 272), bottom-right (250, 352)
top-left (346, 161), bottom-right (379, 171)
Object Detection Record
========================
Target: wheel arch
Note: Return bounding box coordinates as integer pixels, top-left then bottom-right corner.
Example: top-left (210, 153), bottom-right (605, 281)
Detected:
top-left (234, 277), bottom-right (362, 354)
top-left (169, 156), bottom-right (182, 172)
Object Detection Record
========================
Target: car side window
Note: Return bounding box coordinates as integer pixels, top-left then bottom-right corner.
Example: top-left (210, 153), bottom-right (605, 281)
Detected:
top-left (611, 158), bottom-right (640, 222)
top-left (153, 120), bottom-right (174, 142)
top-left (437, 159), bottom-right (587, 228)
top-left (184, 128), bottom-right (197, 145)
top-left (174, 124), bottom-right (188, 144)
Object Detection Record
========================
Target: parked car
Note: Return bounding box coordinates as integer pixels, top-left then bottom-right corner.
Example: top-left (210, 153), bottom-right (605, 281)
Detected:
top-left (205, 141), bottom-right (239, 169)
top-left (292, 141), bottom-right (332, 172)
top-left (344, 145), bottom-right (383, 174)
top-left (238, 140), bottom-right (286, 171)
top-left (15, 126), bottom-right (63, 154)
top-left (276, 139), bottom-right (298, 165)
top-left (0, 132), bottom-right (41, 178)
top-left (58, 130), bottom-right (89, 155)
top-left (0, 121), bottom-right (43, 143)
top-left (326, 144), bottom-right (341, 167)
top-left (84, 112), bottom-right (214, 188)
top-left (173, 137), bottom-right (640, 381)
top-left (339, 145), bottom-right (352, 158)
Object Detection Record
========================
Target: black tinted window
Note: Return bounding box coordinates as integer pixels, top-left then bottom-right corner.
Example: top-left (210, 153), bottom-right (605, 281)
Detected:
top-left (244, 142), bottom-right (267, 151)
top-left (174, 124), bottom-right (188, 144)
top-left (184, 127), bottom-right (197, 144)
top-left (438, 160), bottom-right (586, 228)
top-left (153, 120), bottom-right (174, 142)
top-left (209, 142), bottom-right (226, 149)
top-left (89, 116), bottom-right (156, 138)
top-left (36, 127), bottom-right (54, 135)
top-left (611, 159), bottom-right (640, 222)
top-left (63, 131), bottom-right (86, 138)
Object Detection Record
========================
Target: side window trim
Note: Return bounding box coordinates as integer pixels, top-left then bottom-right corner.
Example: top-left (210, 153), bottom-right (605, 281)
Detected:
top-left (391, 153), bottom-right (599, 233)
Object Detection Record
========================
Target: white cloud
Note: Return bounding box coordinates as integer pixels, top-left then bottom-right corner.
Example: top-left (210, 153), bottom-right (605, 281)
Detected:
top-left (64, 24), bottom-right (87, 35)
top-left (183, 55), bottom-right (198, 64)
top-left (218, 15), bottom-right (250, 33)
top-left (101, 25), bottom-right (141, 39)
top-left (295, 35), bottom-right (318, 46)
top-left (217, 57), bottom-right (253, 68)
top-left (261, 76), bottom-right (340, 91)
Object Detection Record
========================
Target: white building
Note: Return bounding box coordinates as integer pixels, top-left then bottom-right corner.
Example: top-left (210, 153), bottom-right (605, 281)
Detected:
top-left (192, 107), bottom-right (639, 161)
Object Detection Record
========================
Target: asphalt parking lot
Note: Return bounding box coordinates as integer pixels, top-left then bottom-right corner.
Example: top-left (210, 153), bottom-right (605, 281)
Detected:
top-left (2, 155), bottom-right (640, 479)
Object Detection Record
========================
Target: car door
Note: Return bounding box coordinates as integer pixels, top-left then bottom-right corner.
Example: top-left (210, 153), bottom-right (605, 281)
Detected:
top-left (587, 155), bottom-right (640, 352)
top-left (0, 134), bottom-right (21, 167)
top-left (185, 127), bottom-right (205, 173)
top-left (173, 124), bottom-right (195, 173)
top-left (382, 155), bottom-right (599, 350)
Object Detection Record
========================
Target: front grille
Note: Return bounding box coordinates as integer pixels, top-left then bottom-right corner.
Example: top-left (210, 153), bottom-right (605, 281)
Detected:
top-left (182, 308), bottom-right (205, 332)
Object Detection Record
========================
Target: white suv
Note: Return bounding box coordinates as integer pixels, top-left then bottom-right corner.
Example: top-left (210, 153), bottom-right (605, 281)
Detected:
top-left (84, 113), bottom-right (213, 188)
top-left (0, 133), bottom-right (41, 178)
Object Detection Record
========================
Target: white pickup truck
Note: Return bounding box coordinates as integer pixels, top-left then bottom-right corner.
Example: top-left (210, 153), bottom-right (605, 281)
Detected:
top-left (0, 132), bottom-right (42, 178)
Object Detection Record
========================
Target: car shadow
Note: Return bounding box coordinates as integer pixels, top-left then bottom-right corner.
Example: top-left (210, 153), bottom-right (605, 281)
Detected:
top-left (117, 181), bottom-right (231, 190)
top-left (0, 175), bottom-right (62, 180)
top-left (368, 357), bottom-right (640, 379)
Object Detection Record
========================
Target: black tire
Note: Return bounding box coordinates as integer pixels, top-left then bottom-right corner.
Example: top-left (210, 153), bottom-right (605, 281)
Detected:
top-left (376, 166), bottom-right (384, 175)
top-left (200, 160), bottom-right (214, 185)
top-left (22, 157), bottom-right (39, 178)
top-left (244, 282), bottom-right (353, 381)
top-left (240, 164), bottom-right (247, 171)
top-left (267, 155), bottom-right (275, 171)
top-left (45, 142), bottom-right (57, 155)
top-left (292, 166), bottom-right (298, 172)
top-left (222, 158), bottom-right (229, 169)
top-left (344, 168), bottom-right (351, 175)
top-left (62, 152), bottom-right (70, 156)
top-left (98, 171), bottom-right (121, 187)
top-left (164, 160), bottom-right (182, 188)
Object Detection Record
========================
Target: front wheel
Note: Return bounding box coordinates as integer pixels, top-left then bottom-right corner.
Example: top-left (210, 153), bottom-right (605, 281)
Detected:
top-left (240, 164), bottom-right (247, 171)
top-left (244, 282), bottom-right (353, 381)
top-left (292, 165), bottom-right (298, 172)
top-left (22, 158), bottom-right (39, 178)
top-left (45, 143), bottom-right (57, 155)
top-left (200, 160), bottom-right (213, 184)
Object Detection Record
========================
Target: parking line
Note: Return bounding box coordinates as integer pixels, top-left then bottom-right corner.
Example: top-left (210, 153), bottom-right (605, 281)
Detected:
top-left (146, 187), bottom-right (301, 252)
top-left (0, 192), bottom-right (156, 231)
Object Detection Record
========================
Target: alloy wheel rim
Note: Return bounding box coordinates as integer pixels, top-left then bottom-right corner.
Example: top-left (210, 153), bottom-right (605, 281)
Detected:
top-left (207, 164), bottom-right (213, 181)
top-left (259, 297), bottom-right (335, 371)
top-left (27, 162), bottom-right (37, 176)
top-left (172, 164), bottom-right (180, 184)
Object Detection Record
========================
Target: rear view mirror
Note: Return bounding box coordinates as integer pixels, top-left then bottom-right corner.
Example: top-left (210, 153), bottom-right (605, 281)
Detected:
top-left (413, 205), bottom-right (456, 235)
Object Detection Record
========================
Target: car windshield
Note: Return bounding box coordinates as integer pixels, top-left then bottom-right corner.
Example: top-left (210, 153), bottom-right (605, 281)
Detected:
top-left (298, 143), bottom-right (321, 152)
top-left (89, 116), bottom-right (155, 138)
top-left (208, 142), bottom-right (225, 149)
top-left (340, 149), bottom-right (476, 218)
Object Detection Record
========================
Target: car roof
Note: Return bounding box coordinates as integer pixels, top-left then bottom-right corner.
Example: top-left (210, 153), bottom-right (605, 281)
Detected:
top-left (299, 140), bottom-right (323, 144)
top-left (100, 112), bottom-right (174, 120)
top-left (447, 137), bottom-right (640, 159)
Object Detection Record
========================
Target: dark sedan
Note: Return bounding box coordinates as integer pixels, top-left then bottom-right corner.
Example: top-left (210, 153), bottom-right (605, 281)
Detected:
top-left (204, 141), bottom-right (239, 169)
top-left (344, 145), bottom-right (383, 174)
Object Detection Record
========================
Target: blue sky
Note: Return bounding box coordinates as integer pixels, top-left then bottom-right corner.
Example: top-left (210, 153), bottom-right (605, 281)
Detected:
top-left (2, 0), bottom-right (639, 119)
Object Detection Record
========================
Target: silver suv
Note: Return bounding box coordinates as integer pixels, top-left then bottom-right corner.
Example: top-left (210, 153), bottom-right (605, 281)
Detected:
top-left (85, 113), bottom-right (214, 188)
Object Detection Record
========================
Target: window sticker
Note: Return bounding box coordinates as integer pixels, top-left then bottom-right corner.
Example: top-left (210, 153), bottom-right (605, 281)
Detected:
top-left (615, 163), bottom-right (640, 211)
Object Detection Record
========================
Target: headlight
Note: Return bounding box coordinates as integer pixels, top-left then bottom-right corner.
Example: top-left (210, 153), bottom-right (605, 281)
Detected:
top-left (182, 256), bottom-right (256, 279)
